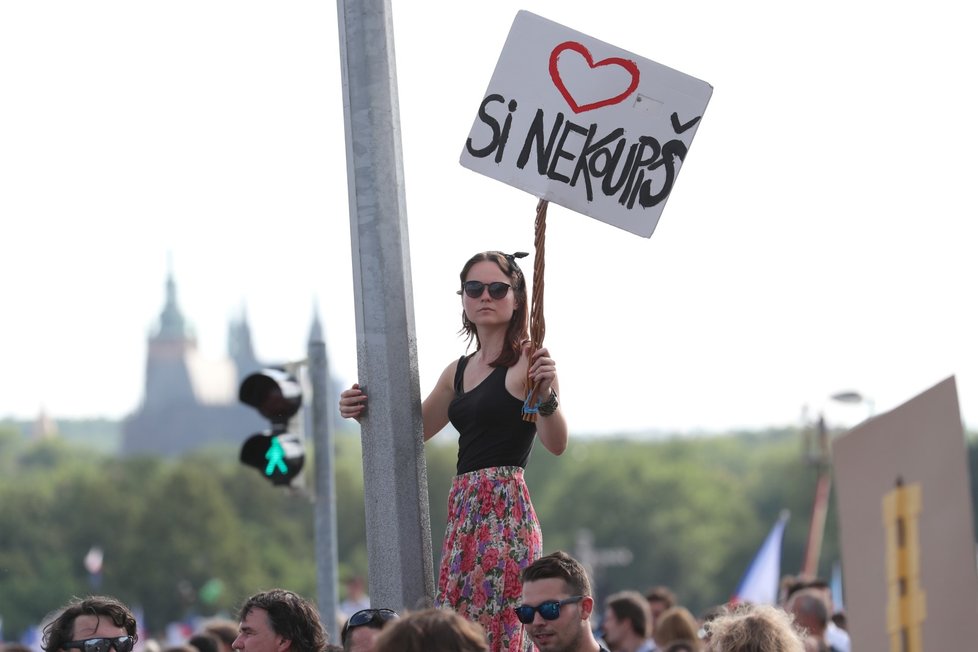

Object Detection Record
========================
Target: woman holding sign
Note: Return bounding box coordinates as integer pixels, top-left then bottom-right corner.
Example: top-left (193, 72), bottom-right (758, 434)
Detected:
top-left (339, 250), bottom-right (567, 652)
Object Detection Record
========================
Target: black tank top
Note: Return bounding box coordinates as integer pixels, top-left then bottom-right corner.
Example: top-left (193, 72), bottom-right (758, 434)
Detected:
top-left (448, 355), bottom-right (537, 474)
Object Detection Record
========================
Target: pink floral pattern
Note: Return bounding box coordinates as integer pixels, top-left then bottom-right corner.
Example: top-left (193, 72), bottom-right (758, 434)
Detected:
top-left (435, 466), bottom-right (542, 652)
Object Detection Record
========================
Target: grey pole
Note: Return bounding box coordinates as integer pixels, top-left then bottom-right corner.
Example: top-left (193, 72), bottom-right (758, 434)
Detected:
top-left (335, 0), bottom-right (435, 610)
top-left (308, 340), bottom-right (340, 637)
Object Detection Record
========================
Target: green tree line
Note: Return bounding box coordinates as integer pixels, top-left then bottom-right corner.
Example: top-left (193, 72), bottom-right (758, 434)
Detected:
top-left (1, 424), bottom-right (975, 640)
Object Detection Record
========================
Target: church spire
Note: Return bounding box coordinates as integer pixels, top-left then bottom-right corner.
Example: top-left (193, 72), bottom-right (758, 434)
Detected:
top-left (154, 255), bottom-right (195, 342)
top-left (229, 303), bottom-right (259, 380)
top-left (308, 300), bottom-right (324, 344)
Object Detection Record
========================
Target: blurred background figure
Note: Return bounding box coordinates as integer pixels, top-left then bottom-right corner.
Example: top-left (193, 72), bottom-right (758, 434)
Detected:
top-left (201, 619), bottom-right (238, 652)
top-left (187, 632), bottom-right (220, 652)
top-left (785, 590), bottom-right (836, 652)
top-left (601, 591), bottom-right (653, 652)
top-left (643, 586), bottom-right (677, 643)
top-left (651, 607), bottom-right (700, 652)
top-left (338, 577), bottom-right (370, 622)
top-left (781, 578), bottom-right (849, 652)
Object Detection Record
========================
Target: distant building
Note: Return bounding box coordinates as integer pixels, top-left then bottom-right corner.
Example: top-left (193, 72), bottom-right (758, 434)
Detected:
top-left (120, 268), bottom-right (320, 457)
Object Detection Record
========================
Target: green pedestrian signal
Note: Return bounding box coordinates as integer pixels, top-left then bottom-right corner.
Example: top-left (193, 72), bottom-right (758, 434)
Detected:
top-left (265, 437), bottom-right (288, 476)
top-left (238, 368), bottom-right (305, 487)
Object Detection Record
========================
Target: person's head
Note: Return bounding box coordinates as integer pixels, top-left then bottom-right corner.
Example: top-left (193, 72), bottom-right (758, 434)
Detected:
top-left (343, 577), bottom-right (366, 600)
top-left (782, 578), bottom-right (832, 611)
top-left (189, 633), bottom-right (220, 652)
top-left (202, 619), bottom-right (239, 652)
top-left (233, 589), bottom-right (327, 652)
top-left (373, 609), bottom-right (487, 652)
top-left (340, 609), bottom-right (398, 652)
top-left (786, 590), bottom-right (828, 640)
top-left (458, 251), bottom-right (529, 366)
top-left (653, 607), bottom-right (699, 649)
top-left (42, 595), bottom-right (138, 652)
top-left (644, 586), bottom-right (677, 629)
top-left (705, 604), bottom-right (806, 652)
top-left (602, 590), bottom-right (651, 649)
top-left (519, 551), bottom-right (595, 652)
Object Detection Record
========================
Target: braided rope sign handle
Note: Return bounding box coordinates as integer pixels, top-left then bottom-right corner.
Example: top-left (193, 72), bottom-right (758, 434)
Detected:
top-left (523, 199), bottom-right (548, 422)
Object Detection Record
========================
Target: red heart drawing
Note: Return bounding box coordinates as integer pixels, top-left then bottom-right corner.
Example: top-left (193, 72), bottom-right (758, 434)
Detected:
top-left (548, 41), bottom-right (640, 114)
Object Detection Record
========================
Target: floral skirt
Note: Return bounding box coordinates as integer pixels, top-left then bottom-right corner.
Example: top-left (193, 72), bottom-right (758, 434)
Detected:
top-left (435, 466), bottom-right (542, 652)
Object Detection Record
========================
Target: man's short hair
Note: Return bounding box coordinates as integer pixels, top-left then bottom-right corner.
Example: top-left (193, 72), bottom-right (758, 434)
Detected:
top-left (788, 591), bottom-right (829, 632)
top-left (42, 596), bottom-right (138, 652)
top-left (373, 609), bottom-right (487, 652)
top-left (238, 589), bottom-right (327, 652)
top-left (783, 577), bottom-right (830, 602)
top-left (605, 591), bottom-right (651, 638)
top-left (188, 633), bottom-right (220, 652)
top-left (521, 551), bottom-right (592, 597)
top-left (201, 619), bottom-right (238, 648)
top-left (644, 585), bottom-right (677, 608)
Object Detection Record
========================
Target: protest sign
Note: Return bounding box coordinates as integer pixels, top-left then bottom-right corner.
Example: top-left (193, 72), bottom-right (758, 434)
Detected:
top-left (461, 11), bottom-right (713, 237)
top-left (833, 377), bottom-right (978, 650)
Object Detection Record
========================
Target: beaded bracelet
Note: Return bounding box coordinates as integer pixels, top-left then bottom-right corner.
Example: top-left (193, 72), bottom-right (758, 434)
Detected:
top-left (538, 389), bottom-right (559, 416)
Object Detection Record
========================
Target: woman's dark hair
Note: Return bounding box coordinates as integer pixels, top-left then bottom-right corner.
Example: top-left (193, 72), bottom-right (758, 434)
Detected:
top-left (458, 251), bottom-right (529, 367)
top-left (42, 596), bottom-right (138, 652)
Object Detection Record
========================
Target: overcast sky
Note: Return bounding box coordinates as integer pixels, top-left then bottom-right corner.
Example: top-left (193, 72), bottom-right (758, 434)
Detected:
top-left (2, 1), bottom-right (974, 436)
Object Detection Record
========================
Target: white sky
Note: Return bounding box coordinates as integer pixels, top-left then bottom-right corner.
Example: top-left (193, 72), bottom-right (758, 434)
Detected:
top-left (1, 1), bottom-right (974, 435)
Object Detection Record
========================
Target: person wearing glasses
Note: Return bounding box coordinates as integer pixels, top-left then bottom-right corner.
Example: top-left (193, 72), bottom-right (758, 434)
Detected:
top-left (340, 250), bottom-right (568, 652)
top-left (340, 608), bottom-right (398, 652)
top-left (41, 595), bottom-right (138, 652)
top-left (231, 589), bottom-right (329, 652)
top-left (517, 551), bottom-right (608, 652)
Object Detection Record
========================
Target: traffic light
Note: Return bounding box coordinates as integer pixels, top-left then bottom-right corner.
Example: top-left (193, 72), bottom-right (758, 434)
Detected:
top-left (238, 368), bottom-right (305, 486)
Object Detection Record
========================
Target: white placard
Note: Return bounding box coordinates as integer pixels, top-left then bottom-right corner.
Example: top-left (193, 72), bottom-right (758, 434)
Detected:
top-left (460, 11), bottom-right (713, 238)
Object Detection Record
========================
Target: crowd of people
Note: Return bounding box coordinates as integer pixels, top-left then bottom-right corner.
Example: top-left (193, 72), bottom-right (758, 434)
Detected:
top-left (0, 557), bottom-right (848, 652)
top-left (1, 250), bottom-right (850, 652)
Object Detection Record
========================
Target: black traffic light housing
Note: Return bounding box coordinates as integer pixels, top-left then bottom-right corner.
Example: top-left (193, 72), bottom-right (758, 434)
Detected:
top-left (238, 368), bottom-right (305, 486)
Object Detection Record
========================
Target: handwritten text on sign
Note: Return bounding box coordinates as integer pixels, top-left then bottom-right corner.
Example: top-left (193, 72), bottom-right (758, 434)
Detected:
top-left (460, 11), bottom-right (713, 238)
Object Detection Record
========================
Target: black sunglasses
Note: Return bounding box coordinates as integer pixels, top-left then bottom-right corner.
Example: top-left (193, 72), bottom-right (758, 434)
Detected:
top-left (342, 609), bottom-right (399, 643)
top-left (460, 280), bottom-right (512, 300)
top-left (64, 637), bottom-right (134, 652)
top-left (514, 596), bottom-right (584, 624)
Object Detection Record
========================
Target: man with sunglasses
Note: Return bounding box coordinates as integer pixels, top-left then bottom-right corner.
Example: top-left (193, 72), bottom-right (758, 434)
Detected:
top-left (339, 608), bottom-right (398, 652)
top-left (518, 551), bottom-right (609, 652)
top-left (232, 589), bottom-right (329, 652)
top-left (41, 595), bottom-right (138, 652)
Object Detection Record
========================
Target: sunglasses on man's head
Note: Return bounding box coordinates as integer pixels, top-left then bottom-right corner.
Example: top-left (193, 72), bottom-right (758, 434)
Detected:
top-left (342, 609), bottom-right (399, 644)
top-left (64, 637), bottom-right (134, 652)
top-left (513, 596), bottom-right (584, 624)
top-left (460, 281), bottom-right (512, 300)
